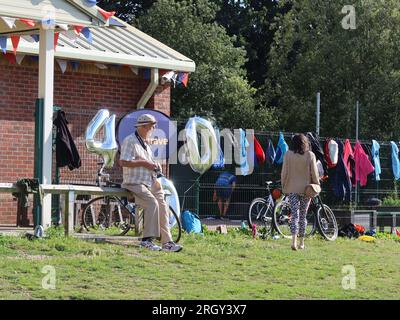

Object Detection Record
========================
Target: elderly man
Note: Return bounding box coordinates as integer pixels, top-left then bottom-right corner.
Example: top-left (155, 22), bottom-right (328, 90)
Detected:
top-left (119, 114), bottom-right (182, 252)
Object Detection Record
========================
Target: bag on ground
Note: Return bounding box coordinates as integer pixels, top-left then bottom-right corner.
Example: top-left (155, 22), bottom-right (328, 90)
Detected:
top-left (181, 210), bottom-right (203, 234)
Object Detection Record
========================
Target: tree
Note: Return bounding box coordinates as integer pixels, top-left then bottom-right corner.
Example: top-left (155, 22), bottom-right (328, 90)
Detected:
top-left (97, 0), bottom-right (155, 23)
top-left (132, 0), bottom-right (277, 130)
top-left (264, 0), bottom-right (400, 140)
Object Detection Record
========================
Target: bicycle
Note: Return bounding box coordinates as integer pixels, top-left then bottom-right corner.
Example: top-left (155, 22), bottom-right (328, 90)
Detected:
top-left (81, 163), bottom-right (182, 243)
top-left (273, 193), bottom-right (338, 241)
top-left (247, 180), bottom-right (282, 237)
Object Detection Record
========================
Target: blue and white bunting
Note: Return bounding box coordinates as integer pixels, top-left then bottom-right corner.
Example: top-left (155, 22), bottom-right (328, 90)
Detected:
top-left (0, 36), bottom-right (7, 54)
top-left (81, 27), bottom-right (93, 43)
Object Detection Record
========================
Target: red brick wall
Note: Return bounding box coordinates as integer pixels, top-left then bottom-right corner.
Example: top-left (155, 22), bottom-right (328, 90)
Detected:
top-left (0, 58), bottom-right (170, 225)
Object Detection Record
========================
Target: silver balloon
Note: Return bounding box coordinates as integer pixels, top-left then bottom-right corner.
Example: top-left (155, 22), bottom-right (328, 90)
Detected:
top-left (158, 176), bottom-right (181, 228)
top-left (184, 117), bottom-right (218, 174)
top-left (85, 109), bottom-right (118, 168)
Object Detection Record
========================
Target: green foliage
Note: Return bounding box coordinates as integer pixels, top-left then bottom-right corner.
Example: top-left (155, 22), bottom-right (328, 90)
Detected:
top-left (264, 0), bottom-right (400, 139)
top-left (137, 0), bottom-right (277, 130)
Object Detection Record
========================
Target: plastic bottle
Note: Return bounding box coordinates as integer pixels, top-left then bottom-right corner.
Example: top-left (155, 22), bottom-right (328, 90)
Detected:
top-left (241, 221), bottom-right (246, 230)
top-left (273, 235), bottom-right (280, 240)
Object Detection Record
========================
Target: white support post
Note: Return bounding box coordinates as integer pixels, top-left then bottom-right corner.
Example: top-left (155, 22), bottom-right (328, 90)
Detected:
top-left (64, 190), bottom-right (75, 236)
top-left (38, 27), bottom-right (55, 230)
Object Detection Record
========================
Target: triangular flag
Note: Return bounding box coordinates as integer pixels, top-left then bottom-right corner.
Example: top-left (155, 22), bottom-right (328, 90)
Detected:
top-left (56, 59), bottom-right (68, 74)
top-left (81, 27), bottom-right (93, 43)
top-left (1, 17), bottom-right (16, 29)
top-left (95, 63), bottom-right (108, 70)
top-left (74, 25), bottom-right (84, 34)
top-left (19, 18), bottom-right (35, 27)
top-left (0, 36), bottom-right (7, 54)
top-left (54, 33), bottom-right (60, 50)
top-left (178, 72), bottom-right (189, 87)
top-left (57, 23), bottom-right (69, 31)
top-left (10, 36), bottom-right (20, 55)
top-left (129, 66), bottom-right (139, 75)
top-left (64, 30), bottom-right (79, 42)
top-left (31, 56), bottom-right (39, 62)
top-left (16, 54), bottom-right (25, 65)
top-left (396, 228), bottom-right (400, 237)
top-left (31, 34), bottom-right (40, 42)
top-left (4, 53), bottom-right (16, 64)
top-left (98, 8), bottom-right (115, 21)
top-left (21, 35), bottom-right (35, 43)
top-left (85, 0), bottom-right (97, 6)
top-left (70, 61), bottom-right (79, 71)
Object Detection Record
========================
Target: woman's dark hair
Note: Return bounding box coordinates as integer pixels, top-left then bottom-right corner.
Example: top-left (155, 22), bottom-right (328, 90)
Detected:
top-left (290, 134), bottom-right (310, 155)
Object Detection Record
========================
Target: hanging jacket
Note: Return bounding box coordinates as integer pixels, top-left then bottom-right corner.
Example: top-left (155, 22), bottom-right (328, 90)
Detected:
top-left (265, 138), bottom-right (276, 166)
top-left (274, 132), bottom-right (288, 164)
top-left (371, 140), bottom-right (381, 181)
top-left (332, 139), bottom-right (352, 203)
top-left (307, 132), bottom-right (328, 176)
top-left (390, 141), bottom-right (400, 180)
top-left (254, 136), bottom-right (265, 165)
top-left (239, 128), bottom-right (250, 176)
top-left (353, 141), bottom-right (374, 187)
top-left (53, 110), bottom-right (81, 170)
top-left (212, 128), bottom-right (225, 169)
top-left (343, 139), bottom-right (356, 185)
top-left (324, 138), bottom-right (338, 168)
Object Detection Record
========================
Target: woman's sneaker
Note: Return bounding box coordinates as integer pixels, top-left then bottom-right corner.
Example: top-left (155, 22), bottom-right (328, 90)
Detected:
top-left (140, 240), bottom-right (162, 251)
top-left (162, 241), bottom-right (183, 252)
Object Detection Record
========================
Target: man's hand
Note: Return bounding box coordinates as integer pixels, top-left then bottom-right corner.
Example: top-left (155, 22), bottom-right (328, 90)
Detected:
top-left (143, 160), bottom-right (158, 171)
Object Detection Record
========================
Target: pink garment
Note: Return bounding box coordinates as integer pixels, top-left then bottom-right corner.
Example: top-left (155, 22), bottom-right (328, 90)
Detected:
top-left (354, 141), bottom-right (375, 187)
top-left (343, 139), bottom-right (354, 178)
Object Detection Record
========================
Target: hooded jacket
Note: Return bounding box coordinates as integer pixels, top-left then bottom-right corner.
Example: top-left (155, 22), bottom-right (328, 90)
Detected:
top-left (354, 141), bottom-right (374, 187)
top-left (371, 140), bottom-right (381, 181)
top-left (332, 139), bottom-right (352, 203)
top-left (390, 141), bottom-right (400, 180)
top-left (274, 132), bottom-right (289, 164)
top-left (307, 132), bottom-right (328, 176)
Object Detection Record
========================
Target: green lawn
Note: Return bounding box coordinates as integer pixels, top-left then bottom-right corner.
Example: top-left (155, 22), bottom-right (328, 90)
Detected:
top-left (0, 227), bottom-right (399, 300)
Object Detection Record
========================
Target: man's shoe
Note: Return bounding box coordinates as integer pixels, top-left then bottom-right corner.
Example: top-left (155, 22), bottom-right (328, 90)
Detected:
top-left (140, 240), bottom-right (162, 251)
top-left (162, 241), bottom-right (183, 252)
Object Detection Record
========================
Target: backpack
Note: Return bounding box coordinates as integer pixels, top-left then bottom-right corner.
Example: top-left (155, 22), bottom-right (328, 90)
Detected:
top-left (181, 210), bottom-right (203, 234)
top-left (338, 223), bottom-right (360, 238)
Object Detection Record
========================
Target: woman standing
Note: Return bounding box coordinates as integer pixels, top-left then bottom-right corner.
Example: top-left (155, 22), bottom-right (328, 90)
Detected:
top-left (281, 134), bottom-right (320, 250)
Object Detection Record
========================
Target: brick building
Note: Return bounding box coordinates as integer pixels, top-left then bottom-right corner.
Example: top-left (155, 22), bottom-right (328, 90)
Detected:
top-left (0, 15), bottom-right (195, 225)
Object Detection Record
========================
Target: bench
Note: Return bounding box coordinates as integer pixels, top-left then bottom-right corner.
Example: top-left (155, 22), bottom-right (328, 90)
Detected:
top-left (0, 183), bottom-right (130, 236)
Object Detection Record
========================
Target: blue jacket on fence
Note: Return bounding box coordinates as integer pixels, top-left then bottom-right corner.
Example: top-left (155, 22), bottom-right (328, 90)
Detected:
top-left (371, 140), bottom-right (381, 181)
top-left (390, 141), bottom-right (400, 180)
top-left (266, 138), bottom-right (276, 166)
top-left (212, 128), bottom-right (225, 169)
top-left (332, 139), bottom-right (352, 203)
top-left (274, 132), bottom-right (288, 164)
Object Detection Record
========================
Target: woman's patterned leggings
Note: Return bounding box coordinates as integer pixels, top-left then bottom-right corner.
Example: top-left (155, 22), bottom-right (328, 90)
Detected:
top-left (288, 193), bottom-right (311, 237)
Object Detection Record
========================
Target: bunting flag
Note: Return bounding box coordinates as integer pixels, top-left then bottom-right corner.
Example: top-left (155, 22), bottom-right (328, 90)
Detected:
top-left (143, 68), bottom-right (151, 80)
top-left (56, 59), bottom-right (68, 73)
top-left (19, 18), bottom-right (36, 27)
top-left (11, 36), bottom-right (20, 55)
top-left (4, 53), bottom-right (16, 64)
top-left (0, 36), bottom-right (7, 54)
top-left (85, 0), bottom-right (97, 6)
top-left (16, 54), bottom-right (25, 65)
top-left (31, 34), bottom-right (40, 42)
top-left (70, 61), bottom-right (79, 71)
top-left (95, 63), bottom-right (107, 70)
top-left (54, 32), bottom-right (60, 50)
top-left (74, 25), bottom-right (84, 34)
top-left (1, 17), bottom-right (16, 29)
top-left (81, 27), bottom-right (93, 43)
top-left (31, 56), bottom-right (39, 62)
top-left (57, 23), bottom-right (69, 31)
top-left (177, 72), bottom-right (189, 87)
top-left (98, 8), bottom-right (116, 21)
top-left (21, 35), bottom-right (35, 43)
top-left (129, 66), bottom-right (139, 75)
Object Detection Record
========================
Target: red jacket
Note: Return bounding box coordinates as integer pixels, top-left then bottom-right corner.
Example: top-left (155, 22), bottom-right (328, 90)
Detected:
top-left (354, 141), bottom-right (374, 187)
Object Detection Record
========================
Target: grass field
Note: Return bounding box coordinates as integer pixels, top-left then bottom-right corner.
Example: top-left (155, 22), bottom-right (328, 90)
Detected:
top-left (0, 227), bottom-right (399, 300)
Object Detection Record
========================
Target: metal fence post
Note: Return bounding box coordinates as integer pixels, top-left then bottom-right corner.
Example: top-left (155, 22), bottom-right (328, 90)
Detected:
top-left (195, 178), bottom-right (200, 214)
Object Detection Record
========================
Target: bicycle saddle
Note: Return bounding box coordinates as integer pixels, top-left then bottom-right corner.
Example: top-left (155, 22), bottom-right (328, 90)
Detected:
top-left (265, 181), bottom-right (273, 185)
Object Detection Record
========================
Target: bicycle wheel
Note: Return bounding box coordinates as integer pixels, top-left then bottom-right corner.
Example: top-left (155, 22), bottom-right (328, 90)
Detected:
top-left (316, 204), bottom-right (338, 241)
top-left (82, 196), bottom-right (126, 234)
top-left (248, 198), bottom-right (274, 235)
top-left (273, 197), bottom-right (317, 238)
